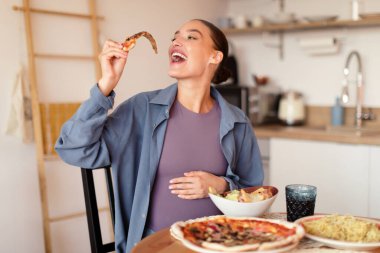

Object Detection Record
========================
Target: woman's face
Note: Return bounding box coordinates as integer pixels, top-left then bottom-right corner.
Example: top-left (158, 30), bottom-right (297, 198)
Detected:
top-left (168, 20), bottom-right (220, 81)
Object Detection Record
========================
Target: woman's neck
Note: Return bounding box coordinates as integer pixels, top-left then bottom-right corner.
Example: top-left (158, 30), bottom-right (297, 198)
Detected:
top-left (177, 79), bottom-right (214, 114)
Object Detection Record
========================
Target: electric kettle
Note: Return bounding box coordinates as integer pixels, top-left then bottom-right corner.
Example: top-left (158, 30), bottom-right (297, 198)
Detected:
top-left (278, 90), bottom-right (305, 125)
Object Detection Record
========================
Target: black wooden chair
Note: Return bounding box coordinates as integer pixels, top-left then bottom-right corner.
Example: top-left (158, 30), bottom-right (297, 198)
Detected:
top-left (81, 166), bottom-right (115, 253)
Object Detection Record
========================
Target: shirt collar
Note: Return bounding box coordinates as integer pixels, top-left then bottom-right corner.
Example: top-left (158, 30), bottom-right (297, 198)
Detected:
top-left (149, 83), bottom-right (248, 133)
top-left (149, 83), bottom-right (178, 107)
top-left (211, 86), bottom-right (247, 136)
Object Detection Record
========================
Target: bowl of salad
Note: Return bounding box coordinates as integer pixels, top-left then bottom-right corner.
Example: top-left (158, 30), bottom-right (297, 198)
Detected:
top-left (208, 186), bottom-right (278, 217)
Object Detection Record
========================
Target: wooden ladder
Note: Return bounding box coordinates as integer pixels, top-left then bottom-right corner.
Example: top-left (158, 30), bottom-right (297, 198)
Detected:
top-left (13, 1), bottom-right (109, 252)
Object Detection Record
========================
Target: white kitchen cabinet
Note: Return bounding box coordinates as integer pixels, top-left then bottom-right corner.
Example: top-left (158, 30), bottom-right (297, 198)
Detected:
top-left (369, 146), bottom-right (380, 218)
top-left (269, 138), bottom-right (370, 217)
top-left (257, 138), bottom-right (270, 186)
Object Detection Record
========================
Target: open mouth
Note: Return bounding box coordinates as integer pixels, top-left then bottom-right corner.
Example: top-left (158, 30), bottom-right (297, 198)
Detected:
top-left (171, 51), bottom-right (188, 63)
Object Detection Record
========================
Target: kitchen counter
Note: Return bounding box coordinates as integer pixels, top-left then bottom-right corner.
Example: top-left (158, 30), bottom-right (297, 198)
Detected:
top-left (253, 125), bottom-right (380, 146)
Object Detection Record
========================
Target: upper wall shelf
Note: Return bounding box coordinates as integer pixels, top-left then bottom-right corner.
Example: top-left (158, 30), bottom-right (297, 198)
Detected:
top-left (222, 17), bottom-right (380, 34)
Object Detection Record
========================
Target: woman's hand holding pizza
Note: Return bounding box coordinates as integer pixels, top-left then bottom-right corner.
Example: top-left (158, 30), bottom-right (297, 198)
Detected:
top-left (98, 39), bottom-right (129, 96)
top-left (169, 171), bottom-right (228, 199)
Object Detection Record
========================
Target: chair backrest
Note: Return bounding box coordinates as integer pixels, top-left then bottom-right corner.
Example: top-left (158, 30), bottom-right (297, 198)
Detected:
top-left (81, 166), bottom-right (115, 253)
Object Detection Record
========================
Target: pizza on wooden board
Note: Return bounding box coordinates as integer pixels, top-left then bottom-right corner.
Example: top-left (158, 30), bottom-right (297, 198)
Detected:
top-left (170, 215), bottom-right (305, 252)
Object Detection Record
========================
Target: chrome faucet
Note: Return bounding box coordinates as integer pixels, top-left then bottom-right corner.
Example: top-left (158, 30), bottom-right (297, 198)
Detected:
top-left (341, 50), bottom-right (374, 128)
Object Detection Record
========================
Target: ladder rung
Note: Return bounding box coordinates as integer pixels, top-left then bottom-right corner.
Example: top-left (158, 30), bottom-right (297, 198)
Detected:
top-left (35, 53), bottom-right (96, 60)
top-left (49, 207), bottom-right (109, 223)
top-left (43, 154), bottom-right (60, 161)
top-left (13, 5), bottom-right (104, 20)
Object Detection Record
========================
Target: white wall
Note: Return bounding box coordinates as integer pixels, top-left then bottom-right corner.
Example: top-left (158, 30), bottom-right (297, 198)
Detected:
top-left (0, 0), bottom-right (227, 252)
top-left (226, 0), bottom-right (380, 107)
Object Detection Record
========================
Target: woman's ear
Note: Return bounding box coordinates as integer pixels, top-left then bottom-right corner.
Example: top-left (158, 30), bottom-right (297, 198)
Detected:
top-left (209, 51), bottom-right (223, 64)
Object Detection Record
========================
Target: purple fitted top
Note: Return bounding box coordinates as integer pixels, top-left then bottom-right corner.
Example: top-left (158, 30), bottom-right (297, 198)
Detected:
top-left (146, 100), bottom-right (227, 231)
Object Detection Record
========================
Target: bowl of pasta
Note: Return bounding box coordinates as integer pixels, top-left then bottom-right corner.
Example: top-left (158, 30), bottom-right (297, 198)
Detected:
top-left (208, 186), bottom-right (278, 217)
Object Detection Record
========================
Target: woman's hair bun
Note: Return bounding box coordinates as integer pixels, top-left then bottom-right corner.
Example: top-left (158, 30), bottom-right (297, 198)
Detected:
top-left (212, 66), bottom-right (232, 84)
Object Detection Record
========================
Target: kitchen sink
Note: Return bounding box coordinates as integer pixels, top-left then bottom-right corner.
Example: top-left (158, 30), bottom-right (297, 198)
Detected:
top-left (325, 125), bottom-right (380, 136)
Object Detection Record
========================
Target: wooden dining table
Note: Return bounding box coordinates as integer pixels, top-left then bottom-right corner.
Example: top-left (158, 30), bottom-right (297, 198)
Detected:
top-left (131, 213), bottom-right (380, 253)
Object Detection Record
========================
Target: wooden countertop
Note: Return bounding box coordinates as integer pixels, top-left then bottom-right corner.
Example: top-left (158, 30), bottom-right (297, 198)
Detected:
top-left (253, 125), bottom-right (380, 146)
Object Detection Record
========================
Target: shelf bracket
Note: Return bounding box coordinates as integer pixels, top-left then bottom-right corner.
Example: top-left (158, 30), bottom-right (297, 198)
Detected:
top-left (262, 31), bottom-right (285, 60)
top-left (279, 0), bottom-right (285, 12)
top-left (279, 31), bottom-right (284, 59)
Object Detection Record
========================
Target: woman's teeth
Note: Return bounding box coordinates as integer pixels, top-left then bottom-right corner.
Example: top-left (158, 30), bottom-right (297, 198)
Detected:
top-left (171, 52), bottom-right (187, 62)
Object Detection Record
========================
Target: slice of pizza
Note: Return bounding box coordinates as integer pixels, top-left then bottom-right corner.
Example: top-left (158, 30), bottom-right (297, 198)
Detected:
top-left (122, 31), bottom-right (158, 54)
top-left (170, 215), bottom-right (305, 252)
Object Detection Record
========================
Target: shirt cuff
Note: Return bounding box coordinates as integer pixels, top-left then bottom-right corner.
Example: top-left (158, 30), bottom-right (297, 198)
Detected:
top-left (90, 84), bottom-right (115, 110)
top-left (220, 176), bottom-right (238, 191)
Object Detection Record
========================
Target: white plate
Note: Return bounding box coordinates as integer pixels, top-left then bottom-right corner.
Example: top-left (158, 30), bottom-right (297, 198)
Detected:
top-left (295, 215), bottom-right (380, 251)
top-left (170, 215), bottom-right (305, 253)
top-left (303, 15), bottom-right (338, 22)
top-left (265, 13), bottom-right (297, 24)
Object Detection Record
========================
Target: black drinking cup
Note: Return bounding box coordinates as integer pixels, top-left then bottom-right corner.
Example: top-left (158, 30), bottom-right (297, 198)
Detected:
top-left (286, 184), bottom-right (317, 222)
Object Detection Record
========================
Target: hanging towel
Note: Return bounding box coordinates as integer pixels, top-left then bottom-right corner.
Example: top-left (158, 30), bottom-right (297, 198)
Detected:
top-left (4, 66), bottom-right (34, 143)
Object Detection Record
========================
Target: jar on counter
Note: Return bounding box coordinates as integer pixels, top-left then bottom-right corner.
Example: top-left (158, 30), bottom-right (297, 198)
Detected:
top-left (278, 91), bottom-right (306, 126)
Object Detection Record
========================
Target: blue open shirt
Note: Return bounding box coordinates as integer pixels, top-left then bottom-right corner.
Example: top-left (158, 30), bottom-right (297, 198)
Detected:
top-left (55, 83), bottom-right (263, 253)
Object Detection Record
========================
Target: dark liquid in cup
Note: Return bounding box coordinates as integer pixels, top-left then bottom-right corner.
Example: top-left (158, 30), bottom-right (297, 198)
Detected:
top-left (286, 196), bottom-right (315, 222)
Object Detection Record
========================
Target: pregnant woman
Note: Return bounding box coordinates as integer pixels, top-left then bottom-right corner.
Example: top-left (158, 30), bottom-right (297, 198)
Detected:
top-left (55, 19), bottom-right (263, 253)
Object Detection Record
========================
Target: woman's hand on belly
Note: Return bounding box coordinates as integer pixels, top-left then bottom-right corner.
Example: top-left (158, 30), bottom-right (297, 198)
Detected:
top-left (169, 171), bottom-right (228, 199)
